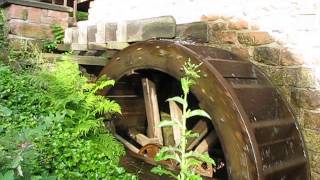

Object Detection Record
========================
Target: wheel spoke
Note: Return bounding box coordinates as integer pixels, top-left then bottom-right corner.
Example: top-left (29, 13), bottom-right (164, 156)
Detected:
top-left (128, 128), bottom-right (159, 146)
top-left (187, 119), bottom-right (209, 151)
top-left (141, 78), bottom-right (163, 145)
top-left (169, 101), bottom-right (183, 146)
top-left (195, 130), bottom-right (218, 153)
top-left (114, 133), bottom-right (140, 154)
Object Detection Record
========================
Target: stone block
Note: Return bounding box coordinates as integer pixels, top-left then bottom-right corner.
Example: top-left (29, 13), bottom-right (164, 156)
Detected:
top-left (207, 20), bottom-right (227, 31)
top-left (209, 31), bottom-right (237, 44)
top-left (238, 31), bottom-right (274, 46)
top-left (64, 28), bottom-right (73, 44)
top-left (280, 49), bottom-right (304, 66)
top-left (302, 129), bottom-right (320, 153)
top-left (295, 67), bottom-right (317, 88)
top-left (176, 22), bottom-right (208, 43)
top-left (303, 110), bottom-right (320, 131)
top-left (311, 172), bottom-right (320, 180)
top-left (292, 88), bottom-right (320, 110)
top-left (87, 25), bottom-right (97, 43)
top-left (121, 16), bottom-right (176, 42)
top-left (6, 4), bottom-right (28, 20)
top-left (47, 10), bottom-right (69, 20)
top-left (8, 19), bottom-right (52, 39)
top-left (77, 26), bottom-right (88, 45)
top-left (309, 150), bottom-right (320, 174)
top-left (227, 19), bottom-right (249, 30)
top-left (95, 22), bottom-right (117, 43)
top-left (257, 65), bottom-right (296, 86)
top-left (27, 7), bottom-right (42, 23)
top-left (253, 46), bottom-right (280, 65)
top-left (71, 27), bottom-right (79, 44)
top-left (230, 46), bottom-right (250, 60)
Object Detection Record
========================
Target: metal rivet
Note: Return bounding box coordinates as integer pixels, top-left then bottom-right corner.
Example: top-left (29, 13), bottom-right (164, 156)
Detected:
top-left (116, 57), bottom-right (120, 61)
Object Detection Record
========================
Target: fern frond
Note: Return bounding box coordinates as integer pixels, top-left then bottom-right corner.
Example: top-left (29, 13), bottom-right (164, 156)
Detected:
top-left (73, 120), bottom-right (102, 137)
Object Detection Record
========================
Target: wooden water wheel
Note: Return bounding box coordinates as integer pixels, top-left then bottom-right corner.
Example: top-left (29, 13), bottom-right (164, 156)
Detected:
top-left (98, 40), bottom-right (310, 180)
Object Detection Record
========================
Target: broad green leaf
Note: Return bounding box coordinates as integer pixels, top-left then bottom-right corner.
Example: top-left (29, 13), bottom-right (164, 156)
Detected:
top-left (151, 166), bottom-right (176, 178)
top-left (186, 109), bottom-right (211, 119)
top-left (167, 96), bottom-right (186, 107)
top-left (155, 152), bottom-right (180, 163)
top-left (158, 120), bottom-right (177, 128)
top-left (185, 151), bottom-right (215, 166)
top-left (185, 130), bottom-right (199, 138)
top-left (185, 158), bottom-right (201, 168)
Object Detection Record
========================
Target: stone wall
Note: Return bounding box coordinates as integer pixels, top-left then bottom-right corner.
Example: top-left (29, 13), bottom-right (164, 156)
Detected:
top-left (203, 16), bottom-right (320, 179)
top-left (3, 3), bottom-right (69, 40)
top-left (87, 0), bottom-right (320, 179)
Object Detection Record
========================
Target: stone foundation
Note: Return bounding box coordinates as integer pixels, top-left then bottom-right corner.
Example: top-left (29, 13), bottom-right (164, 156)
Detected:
top-left (2, 3), bottom-right (70, 40)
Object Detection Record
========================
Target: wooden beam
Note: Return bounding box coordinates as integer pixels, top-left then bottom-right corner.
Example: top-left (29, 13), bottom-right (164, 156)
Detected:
top-left (73, 0), bottom-right (77, 24)
top-left (43, 53), bottom-right (108, 66)
top-left (114, 133), bottom-right (139, 154)
top-left (128, 128), bottom-right (159, 146)
top-left (194, 131), bottom-right (218, 153)
top-left (142, 78), bottom-right (163, 145)
top-left (169, 101), bottom-right (182, 146)
top-left (0, 0), bottom-right (73, 12)
top-left (187, 120), bottom-right (208, 151)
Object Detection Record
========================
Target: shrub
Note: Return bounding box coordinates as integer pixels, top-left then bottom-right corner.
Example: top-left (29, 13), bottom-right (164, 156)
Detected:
top-left (0, 59), bottom-right (136, 179)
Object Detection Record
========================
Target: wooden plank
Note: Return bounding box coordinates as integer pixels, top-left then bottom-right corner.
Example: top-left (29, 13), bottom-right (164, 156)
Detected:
top-left (0, 0), bottom-right (73, 12)
top-left (142, 78), bottom-right (163, 145)
top-left (160, 112), bottom-right (175, 146)
top-left (128, 128), bottom-right (159, 146)
top-left (114, 133), bottom-right (139, 154)
top-left (169, 101), bottom-right (182, 146)
top-left (63, 28), bottom-right (73, 44)
top-left (43, 53), bottom-right (108, 66)
top-left (194, 131), bottom-right (218, 153)
top-left (88, 42), bottom-right (129, 50)
top-left (73, 0), bottom-right (77, 24)
top-left (187, 119), bottom-right (208, 151)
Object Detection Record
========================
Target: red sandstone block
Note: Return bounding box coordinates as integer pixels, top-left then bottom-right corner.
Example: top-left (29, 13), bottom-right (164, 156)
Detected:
top-left (48, 10), bottom-right (68, 20)
top-left (9, 19), bottom-right (52, 39)
top-left (6, 4), bottom-right (28, 20)
top-left (209, 31), bottom-right (237, 44)
top-left (228, 19), bottom-right (248, 30)
top-left (27, 7), bottom-right (42, 23)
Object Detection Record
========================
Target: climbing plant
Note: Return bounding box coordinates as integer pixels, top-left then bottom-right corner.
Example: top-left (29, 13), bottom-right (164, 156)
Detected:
top-left (151, 59), bottom-right (215, 180)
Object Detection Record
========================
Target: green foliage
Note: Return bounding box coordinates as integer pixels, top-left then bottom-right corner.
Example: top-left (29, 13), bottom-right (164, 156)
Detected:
top-left (0, 9), bottom-right (8, 50)
top-left (76, 11), bottom-right (88, 21)
top-left (152, 59), bottom-right (215, 180)
top-left (43, 24), bottom-right (65, 53)
top-left (0, 59), bottom-right (135, 179)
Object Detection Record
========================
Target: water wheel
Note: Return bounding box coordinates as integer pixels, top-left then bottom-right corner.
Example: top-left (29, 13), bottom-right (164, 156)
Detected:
top-left (98, 40), bottom-right (310, 180)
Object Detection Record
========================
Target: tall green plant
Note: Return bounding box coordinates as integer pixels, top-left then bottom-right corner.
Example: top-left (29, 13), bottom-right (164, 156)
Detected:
top-left (151, 59), bottom-right (215, 180)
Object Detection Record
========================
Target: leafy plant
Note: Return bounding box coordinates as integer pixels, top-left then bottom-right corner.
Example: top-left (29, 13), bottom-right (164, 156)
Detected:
top-left (0, 59), bottom-right (136, 179)
top-left (151, 59), bottom-right (215, 180)
top-left (43, 24), bottom-right (64, 53)
top-left (0, 9), bottom-right (9, 62)
top-left (76, 11), bottom-right (88, 21)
